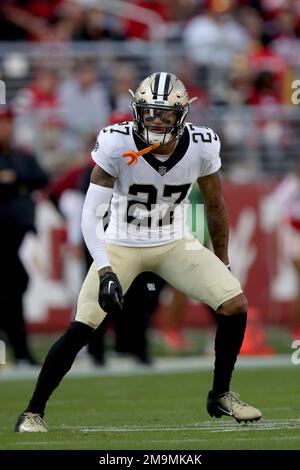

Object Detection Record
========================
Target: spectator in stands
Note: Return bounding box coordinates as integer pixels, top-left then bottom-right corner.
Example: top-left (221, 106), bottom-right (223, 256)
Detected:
top-left (124, 0), bottom-right (199, 42)
top-left (183, 1), bottom-right (250, 86)
top-left (124, 0), bottom-right (173, 40)
top-left (0, 105), bottom-right (48, 366)
top-left (175, 62), bottom-right (210, 123)
top-left (236, 6), bottom-right (264, 49)
top-left (265, 10), bottom-right (299, 69)
top-left (0, 0), bottom-right (66, 42)
top-left (73, 4), bottom-right (125, 41)
top-left (247, 69), bottom-right (291, 174)
top-left (59, 58), bottom-right (110, 160)
top-left (109, 64), bottom-right (136, 113)
top-left (13, 65), bottom-right (65, 176)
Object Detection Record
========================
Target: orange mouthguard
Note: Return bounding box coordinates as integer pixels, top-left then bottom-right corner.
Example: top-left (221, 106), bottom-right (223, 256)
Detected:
top-left (122, 142), bottom-right (160, 166)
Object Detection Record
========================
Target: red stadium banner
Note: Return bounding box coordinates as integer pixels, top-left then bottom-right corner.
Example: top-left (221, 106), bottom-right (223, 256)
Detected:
top-left (224, 180), bottom-right (292, 325)
top-left (154, 180), bottom-right (293, 329)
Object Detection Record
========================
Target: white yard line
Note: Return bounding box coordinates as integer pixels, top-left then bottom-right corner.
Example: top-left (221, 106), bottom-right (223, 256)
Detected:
top-left (56, 418), bottom-right (300, 434)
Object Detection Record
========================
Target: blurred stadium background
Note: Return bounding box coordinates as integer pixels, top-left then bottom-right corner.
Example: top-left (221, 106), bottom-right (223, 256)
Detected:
top-left (1, 0), bottom-right (300, 361)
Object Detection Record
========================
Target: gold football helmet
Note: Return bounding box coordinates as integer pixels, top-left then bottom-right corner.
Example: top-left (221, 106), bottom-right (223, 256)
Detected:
top-left (130, 72), bottom-right (196, 146)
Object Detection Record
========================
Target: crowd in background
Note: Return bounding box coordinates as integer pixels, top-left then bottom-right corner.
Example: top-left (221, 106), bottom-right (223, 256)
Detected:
top-left (1, 0), bottom-right (300, 48)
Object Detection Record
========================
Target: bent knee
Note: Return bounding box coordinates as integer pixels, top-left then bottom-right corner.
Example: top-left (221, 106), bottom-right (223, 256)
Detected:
top-left (217, 293), bottom-right (248, 316)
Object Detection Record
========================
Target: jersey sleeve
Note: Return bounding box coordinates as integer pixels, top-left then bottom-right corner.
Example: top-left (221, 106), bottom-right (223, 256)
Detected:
top-left (199, 129), bottom-right (221, 177)
top-left (91, 127), bottom-right (120, 178)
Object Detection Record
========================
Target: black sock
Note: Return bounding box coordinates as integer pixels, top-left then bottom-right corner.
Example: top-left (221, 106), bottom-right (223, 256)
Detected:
top-left (212, 312), bottom-right (247, 395)
top-left (26, 321), bottom-right (94, 415)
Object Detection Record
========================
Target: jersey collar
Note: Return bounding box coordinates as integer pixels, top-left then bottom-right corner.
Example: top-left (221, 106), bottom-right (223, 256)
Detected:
top-left (132, 127), bottom-right (190, 175)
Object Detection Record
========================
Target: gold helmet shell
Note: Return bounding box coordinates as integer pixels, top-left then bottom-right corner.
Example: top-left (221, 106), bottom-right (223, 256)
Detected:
top-left (130, 72), bottom-right (196, 145)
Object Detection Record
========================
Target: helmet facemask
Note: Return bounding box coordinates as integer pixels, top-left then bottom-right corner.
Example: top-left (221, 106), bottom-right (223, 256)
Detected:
top-left (133, 103), bottom-right (188, 146)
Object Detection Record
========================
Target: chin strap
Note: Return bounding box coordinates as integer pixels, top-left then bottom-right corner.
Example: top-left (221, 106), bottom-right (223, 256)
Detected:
top-left (122, 142), bottom-right (160, 166)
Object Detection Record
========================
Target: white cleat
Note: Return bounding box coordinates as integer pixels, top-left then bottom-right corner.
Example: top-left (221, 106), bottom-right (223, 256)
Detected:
top-left (15, 412), bottom-right (48, 432)
top-left (207, 391), bottom-right (262, 423)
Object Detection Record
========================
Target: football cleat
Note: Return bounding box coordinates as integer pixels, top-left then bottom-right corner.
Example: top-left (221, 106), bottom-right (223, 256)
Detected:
top-left (207, 391), bottom-right (262, 423)
top-left (15, 412), bottom-right (48, 432)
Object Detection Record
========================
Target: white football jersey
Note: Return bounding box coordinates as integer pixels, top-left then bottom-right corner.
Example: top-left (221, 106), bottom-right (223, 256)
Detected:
top-left (92, 121), bottom-right (221, 247)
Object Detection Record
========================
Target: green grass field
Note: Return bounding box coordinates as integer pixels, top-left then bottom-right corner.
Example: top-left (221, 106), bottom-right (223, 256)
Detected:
top-left (1, 364), bottom-right (300, 450)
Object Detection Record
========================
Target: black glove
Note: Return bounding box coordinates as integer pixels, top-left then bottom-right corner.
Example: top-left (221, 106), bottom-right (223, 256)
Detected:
top-left (99, 272), bottom-right (124, 315)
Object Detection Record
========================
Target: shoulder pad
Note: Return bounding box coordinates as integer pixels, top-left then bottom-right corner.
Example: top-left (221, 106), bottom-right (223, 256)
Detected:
top-left (97, 122), bottom-right (132, 155)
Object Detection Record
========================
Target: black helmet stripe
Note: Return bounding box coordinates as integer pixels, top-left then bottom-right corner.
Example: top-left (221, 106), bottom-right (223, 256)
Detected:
top-left (152, 72), bottom-right (171, 100)
top-left (157, 72), bottom-right (167, 97)
top-left (163, 73), bottom-right (171, 100)
top-left (152, 73), bottom-right (160, 100)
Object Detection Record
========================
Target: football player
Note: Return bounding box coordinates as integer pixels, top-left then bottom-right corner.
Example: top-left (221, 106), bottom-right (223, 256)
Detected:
top-left (15, 72), bottom-right (262, 432)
